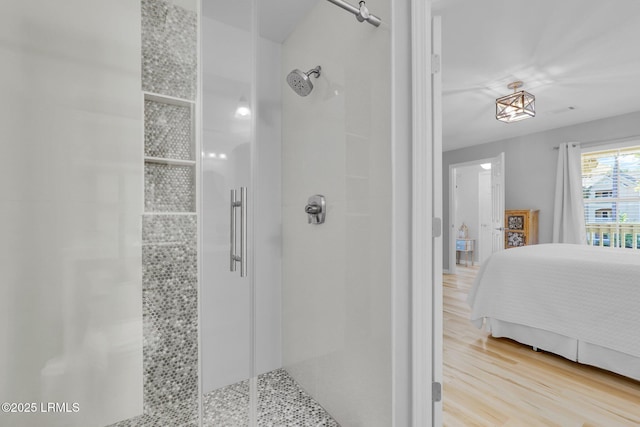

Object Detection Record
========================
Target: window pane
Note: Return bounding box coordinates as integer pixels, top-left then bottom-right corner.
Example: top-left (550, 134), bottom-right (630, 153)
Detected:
top-left (584, 201), bottom-right (618, 223)
top-left (582, 145), bottom-right (640, 249)
top-left (617, 201), bottom-right (640, 223)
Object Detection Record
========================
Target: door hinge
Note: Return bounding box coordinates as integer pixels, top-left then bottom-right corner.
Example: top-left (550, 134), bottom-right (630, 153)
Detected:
top-left (432, 217), bottom-right (442, 238)
top-left (431, 54), bottom-right (441, 74)
top-left (432, 382), bottom-right (442, 402)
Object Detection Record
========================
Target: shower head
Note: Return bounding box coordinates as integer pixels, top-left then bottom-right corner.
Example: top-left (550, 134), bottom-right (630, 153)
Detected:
top-left (286, 66), bottom-right (321, 97)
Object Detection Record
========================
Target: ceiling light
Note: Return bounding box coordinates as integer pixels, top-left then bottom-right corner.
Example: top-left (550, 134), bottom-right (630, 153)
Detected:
top-left (495, 81), bottom-right (535, 123)
top-left (480, 163), bottom-right (491, 170)
top-left (235, 96), bottom-right (251, 119)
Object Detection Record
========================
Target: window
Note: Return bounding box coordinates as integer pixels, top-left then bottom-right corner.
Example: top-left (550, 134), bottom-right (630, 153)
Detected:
top-left (595, 190), bottom-right (613, 198)
top-left (582, 145), bottom-right (640, 248)
top-left (595, 209), bottom-right (612, 219)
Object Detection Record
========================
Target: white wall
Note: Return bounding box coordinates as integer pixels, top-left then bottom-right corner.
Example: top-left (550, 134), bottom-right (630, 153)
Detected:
top-left (443, 110), bottom-right (640, 268)
top-left (281, 0), bottom-right (392, 425)
top-left (0, 2), bottom-right (143, 426)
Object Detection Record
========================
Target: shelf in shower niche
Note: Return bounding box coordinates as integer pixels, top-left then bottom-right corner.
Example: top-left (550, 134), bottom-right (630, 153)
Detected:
top-left (143, 91), bottom-right (195, 106)
top-left (145, 156), bottom-right (196, 166)
top-left (143, 211), bottom-right (197, 215)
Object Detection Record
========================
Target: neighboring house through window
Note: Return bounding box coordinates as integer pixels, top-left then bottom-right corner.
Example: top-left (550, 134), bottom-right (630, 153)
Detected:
top-left (595, 209), bottom-right (612, 219)
top-left (581, 144), bottom-right (640, 248)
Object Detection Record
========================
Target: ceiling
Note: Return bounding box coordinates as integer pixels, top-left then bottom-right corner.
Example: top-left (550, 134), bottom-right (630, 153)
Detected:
top-left (202, 0), bottom-right (318, 43)
top-left (434, 0), bottom-right (640, 151)
top-left (202, 0), bottom-right (640, 152)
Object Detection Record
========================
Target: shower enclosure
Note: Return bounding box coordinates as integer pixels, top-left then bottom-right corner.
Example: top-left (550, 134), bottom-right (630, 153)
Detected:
top-left (201, 0), bottom-right (397, 424)
top-left (1, 0), bottom-right (435, 426)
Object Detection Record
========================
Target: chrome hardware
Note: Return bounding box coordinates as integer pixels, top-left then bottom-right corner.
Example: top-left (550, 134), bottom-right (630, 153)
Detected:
top-left (432, 217), bottom-right (442, 238)
top-left (356, 1), bottom-right (370, 22)
top-left (305, 195), bottom-right (326, 224)
top-left (432, 382), bottom-right (442, 402)
top-left (305, 205), bottom-right (321, 214)
top-left (325, 0), bottom-right (382, 27)
top-left (230, 187), bottom-right (247, 277)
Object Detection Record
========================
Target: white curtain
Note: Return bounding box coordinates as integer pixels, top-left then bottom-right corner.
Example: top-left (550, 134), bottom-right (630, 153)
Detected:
top-left (553, 142), bottom-right (587, 244)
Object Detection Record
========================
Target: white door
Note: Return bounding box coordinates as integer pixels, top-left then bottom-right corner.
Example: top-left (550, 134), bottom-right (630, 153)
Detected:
top-left (491, 152), bottom-right (506, 252)
top-left (478, 170), bottom-right (493, 263)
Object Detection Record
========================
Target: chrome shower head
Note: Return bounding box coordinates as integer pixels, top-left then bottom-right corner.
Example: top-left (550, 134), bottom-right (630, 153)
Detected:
top-left (286, 66), bottom-right (321, 97)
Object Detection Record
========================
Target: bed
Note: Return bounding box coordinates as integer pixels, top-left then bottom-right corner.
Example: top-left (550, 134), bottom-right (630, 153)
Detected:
top-left (467, 243), bottom-right (640, 381)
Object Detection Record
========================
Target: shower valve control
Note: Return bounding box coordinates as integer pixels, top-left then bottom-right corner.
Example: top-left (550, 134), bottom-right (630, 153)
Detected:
top-left (305, 195), bottom-right (326, 225)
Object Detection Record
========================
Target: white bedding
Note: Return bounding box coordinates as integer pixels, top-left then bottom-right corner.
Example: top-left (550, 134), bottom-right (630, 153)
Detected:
top-left (467, 243), bottom-right (640, 359)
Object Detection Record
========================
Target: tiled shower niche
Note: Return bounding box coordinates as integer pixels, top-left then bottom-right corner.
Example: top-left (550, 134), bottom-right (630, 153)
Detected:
top-left (145, 98), bottom-right (194, 160)
top-left (144, 95), bottom-right (196, 213)
top-left (139, 90), bottom-right (197, 426)
top-left (145, 161), bottom-right (196, 212)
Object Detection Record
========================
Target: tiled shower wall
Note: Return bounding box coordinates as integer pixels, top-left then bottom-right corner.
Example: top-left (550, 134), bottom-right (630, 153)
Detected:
top-left (281, 0), bottom-right (393, 425)
top-left (141, 0), bottom-right (197, 100)
top-left (111, 0), bottom-right (198, 426)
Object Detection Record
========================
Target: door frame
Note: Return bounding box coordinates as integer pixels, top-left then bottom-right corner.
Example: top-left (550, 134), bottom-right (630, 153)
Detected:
top-left (448, 156), bottom-right (502, 273)
top-left (410, 1), bottom-right (439, 425)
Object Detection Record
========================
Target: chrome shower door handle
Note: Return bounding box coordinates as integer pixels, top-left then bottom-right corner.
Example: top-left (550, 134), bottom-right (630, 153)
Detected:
top-left (230, 187), bottom-right (247, 277)
top-left (230, 189), bottom-right (237, 272)
top-left (240, 187), bottom-right (247, 277)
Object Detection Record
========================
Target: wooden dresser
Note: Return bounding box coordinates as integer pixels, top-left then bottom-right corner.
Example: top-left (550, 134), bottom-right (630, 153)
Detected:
top-left (505, 209), bottom-right (539, 248)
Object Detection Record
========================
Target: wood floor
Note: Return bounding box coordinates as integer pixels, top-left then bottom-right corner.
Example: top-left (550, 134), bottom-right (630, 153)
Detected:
top-left (443, 266), bottom-right (640, 427)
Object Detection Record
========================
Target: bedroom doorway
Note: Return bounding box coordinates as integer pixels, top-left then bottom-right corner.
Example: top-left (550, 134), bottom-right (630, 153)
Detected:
top-left (448, 152), bottom-right (504, 273)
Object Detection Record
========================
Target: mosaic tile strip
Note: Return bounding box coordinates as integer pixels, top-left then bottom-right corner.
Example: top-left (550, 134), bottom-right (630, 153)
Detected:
top-left (143, 214), bottom-right (198, 426)
top-left (142, 214), bottom-right (197, 293)
top-left (143, 288), bottom-right (199, 425)
top-left (143, 214), bottom-right (197, 245)
top-left (145, 99), bottom-right (194, 160)
top-left (114, 1), bottom-right (199, 427)
top-left (142, 0), bottom-right (197, 100)
top-left (142, 242), bottom-right (197, 291)
top-left (144, 162), bottom-right (196, 212)
top-left (202, 369), bottom-right (340, 427)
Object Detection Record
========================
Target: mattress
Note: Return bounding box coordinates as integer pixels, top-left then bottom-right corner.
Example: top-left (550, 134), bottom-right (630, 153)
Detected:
top-left (467, 244), bottom-right (640, 360)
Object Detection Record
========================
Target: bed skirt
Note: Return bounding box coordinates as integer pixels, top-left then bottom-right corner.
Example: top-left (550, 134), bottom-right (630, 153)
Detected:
top-left (487, 318), bottom-right (640, 381)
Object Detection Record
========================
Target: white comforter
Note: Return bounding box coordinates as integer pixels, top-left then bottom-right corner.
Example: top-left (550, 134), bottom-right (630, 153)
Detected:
top-left (468, 243), bottom-right (640, 358)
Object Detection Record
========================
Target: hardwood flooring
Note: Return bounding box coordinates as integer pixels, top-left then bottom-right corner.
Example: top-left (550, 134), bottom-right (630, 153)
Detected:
top-left (443, 266), bottom-right (640, 427)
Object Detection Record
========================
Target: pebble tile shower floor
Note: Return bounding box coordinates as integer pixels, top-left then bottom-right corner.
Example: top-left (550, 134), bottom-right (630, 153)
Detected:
top-left (203, 369), bottom-right (340, 427)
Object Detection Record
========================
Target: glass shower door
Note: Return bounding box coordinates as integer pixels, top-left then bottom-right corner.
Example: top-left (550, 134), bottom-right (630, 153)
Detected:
top-left (201, 0), bottom-right (255, 424)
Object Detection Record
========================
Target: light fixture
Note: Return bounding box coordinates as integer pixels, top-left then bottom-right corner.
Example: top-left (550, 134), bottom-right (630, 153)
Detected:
top-left (234, 96), bottom-right (251, 119)
top-left (495, 81), bottom-right (535, 123)
top-left (480, 163), bottom-right (491, 170)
